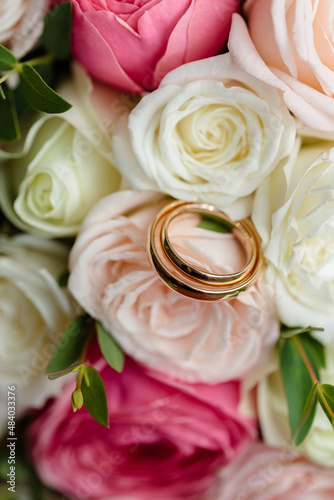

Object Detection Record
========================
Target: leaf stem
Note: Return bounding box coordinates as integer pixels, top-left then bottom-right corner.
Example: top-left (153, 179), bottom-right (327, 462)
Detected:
top-left (292, 336), bottom-right (318, 384)
top-left (80, 331), bottom-right (94, 364)
top-left (24, 53), bottom-right (54, 68)
top-left (75, 331), bottom-right (94, 390)
top-left (0, 67), bottom-right (17, 84)
top-left (75, 365), bottom-right (85, 391)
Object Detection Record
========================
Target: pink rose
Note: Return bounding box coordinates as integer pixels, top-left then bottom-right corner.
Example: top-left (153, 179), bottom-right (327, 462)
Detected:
top-left (27, 342), bottom-right (256, 500)
top-left (69, 190), bottom-right (279, 383)
top-left (69, 0), bottom-right (240, 93)
top-left (228, 2), bottom-right (334, 130)
top-left (214, 442), bottom-right (334, 499)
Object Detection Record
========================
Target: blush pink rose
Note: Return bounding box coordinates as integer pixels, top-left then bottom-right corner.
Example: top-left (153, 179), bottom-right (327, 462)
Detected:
top-left (27, 342), bottom-right (257, 500)
top-left (228, 2), bottom-right (334, 130)
top-left (214, 442), bottom-right (334, 499)
top-left (69, 0), bottom-right (240, 93)
top-left (68, 190), bottom-right (279, 383)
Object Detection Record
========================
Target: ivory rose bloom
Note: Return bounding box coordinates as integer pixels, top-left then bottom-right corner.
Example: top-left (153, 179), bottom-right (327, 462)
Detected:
top-left (113, 53), bottom-right (296, 219)
top-left (69, 190), bottom-right (279, 383)
top-left (0, 0), bottom-right (48, 58)
top-left (252, 141), bottom-right (334, 342)
top-left (229, 3), bottom-right (334, 130)
top-left (258, 348), bottom-right (334, 467)
top-left (0, 64), bottom-right (124, 237)
top-left (27, 343), bottom-right (257, 500)
top-left (70, 0), bottom-right (240, 93)
top-left (214, 442), bottom-right (334, 499)
top-left (0, 234), bottom-right (78, 436)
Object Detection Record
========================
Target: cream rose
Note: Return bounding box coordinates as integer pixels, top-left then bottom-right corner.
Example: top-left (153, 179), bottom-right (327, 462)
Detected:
top-left (0, 63), bottom-right (125, 237)
top-left (0, 0), bottom-right (49, 58)
top-left (0, 234), bottom-right (79, 436)
top-left (253, 140), bottom-right (334, 342)
top-left (258, 348), bottom-right (334, 467)
top-left (113, 53), bottom-right (296, 219)
top-left (229, 4), bottom-right (334, 131)
top-left (69, 190), bottom-right (279, 383)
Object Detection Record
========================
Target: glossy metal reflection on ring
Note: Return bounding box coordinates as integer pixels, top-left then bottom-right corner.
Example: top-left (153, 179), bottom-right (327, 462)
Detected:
top-left (148, 200), bottom-right (262, 301)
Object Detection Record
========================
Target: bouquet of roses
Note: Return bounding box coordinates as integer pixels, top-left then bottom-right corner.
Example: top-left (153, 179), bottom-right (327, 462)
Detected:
top-left (1, 0), bottom-right (334, 499)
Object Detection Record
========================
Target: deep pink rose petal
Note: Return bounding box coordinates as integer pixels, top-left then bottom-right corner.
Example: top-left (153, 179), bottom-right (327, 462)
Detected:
top-left (71, 5), bottom-right (143, 93)
top-left (27, 344), bottom-right (257, 500)
top-left (69, 0), bottom-right (240, 92)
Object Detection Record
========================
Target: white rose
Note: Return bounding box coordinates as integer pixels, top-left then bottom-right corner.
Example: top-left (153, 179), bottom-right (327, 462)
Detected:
top-left (113, 53), bottom-right (296, 219)
top-left (258, 348), bottom-right (334, 467)
top-left (253, 141), bottom-right (334, 342)
top-left (0, 63), bottom-right (126, 237)
top-left (0, 234), bottom-right (79, 436)
top-left (0, 0), bottom-right (49, 59)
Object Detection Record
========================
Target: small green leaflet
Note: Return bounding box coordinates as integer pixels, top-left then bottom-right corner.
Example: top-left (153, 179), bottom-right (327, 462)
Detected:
top-left (40, 2), bottom-right (72, 60)
top-left (279, 334), bottom-right (323, 445)
top-left (96, 320), bottom-right (125, 373)
top-left (0, 87), bottom-right (20, 141)
top-left (12, 63), bottom-right (53, 120)
top-left (19, 63), bottom-right (71, 114)
top-left (0, 44), bottom-right (18, 71)
top-left (198, 214), bottom-right (232, 233)
top-left (81, 366), bottom-right (109, 428)
top-left (47, 314), bottom-right (93, 375)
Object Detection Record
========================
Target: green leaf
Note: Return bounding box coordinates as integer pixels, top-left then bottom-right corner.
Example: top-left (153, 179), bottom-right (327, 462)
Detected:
top-left (294, 382), bottom-right (318, 445)
top-left (81, 366), bottom-right (109, 428)
top-left (198, 214), bottom-right (232, 233)
top-left (47, 315), bottom-right (93, 374)
top-left (12, 83), bottom-right (30, 118)
top-left (0, 44), bottom-right (18, 71)
top-left (40, 2), bottom-right (72, 59)
top-left (280, 338), bottom-right (314, 439)
top-left (280, 335), bottom-right (322, 442)
top-left (0, 85), bottom-right (5, 100)
top-left (280, 325), bottom-right (324, 340)
top-left (0, 87), bottom-right (20, 141)
top-left (96, 321), bottom-right (125, 373)
top-left (19, 63), bottom-right (71, 113)
top-left (317, 384), bottom-right (334, 428)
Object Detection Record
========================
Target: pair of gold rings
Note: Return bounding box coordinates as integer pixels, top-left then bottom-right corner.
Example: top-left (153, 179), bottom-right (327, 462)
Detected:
top-left (149, 200), bottom-right (262, 301)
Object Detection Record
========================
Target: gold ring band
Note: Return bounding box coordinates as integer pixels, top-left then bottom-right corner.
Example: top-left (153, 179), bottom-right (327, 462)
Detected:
top-left (148, 200), bottom-right (262, 301)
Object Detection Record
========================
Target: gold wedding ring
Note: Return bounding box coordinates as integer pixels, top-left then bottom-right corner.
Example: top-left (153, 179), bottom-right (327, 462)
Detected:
top-left (148, 200), bottom-right (262, 301)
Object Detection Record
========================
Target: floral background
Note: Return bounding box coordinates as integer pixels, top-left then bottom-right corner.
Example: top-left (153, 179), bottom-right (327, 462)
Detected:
top-left (0, 0), bottom-right (334, 499)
